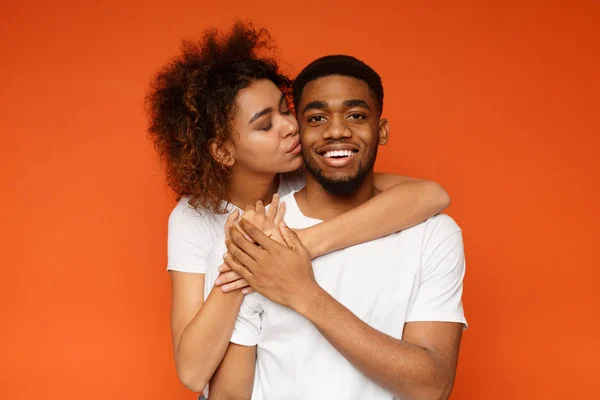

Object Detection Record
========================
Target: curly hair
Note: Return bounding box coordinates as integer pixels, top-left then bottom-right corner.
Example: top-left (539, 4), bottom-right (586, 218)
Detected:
top-left (146, 21), bottom-right (291, 213)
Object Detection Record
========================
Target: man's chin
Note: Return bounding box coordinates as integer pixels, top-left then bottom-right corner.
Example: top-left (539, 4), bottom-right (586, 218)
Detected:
top-left (315, 174), bottom-right (365, 196)
top-left (320, 171), bottom-right (358, 182)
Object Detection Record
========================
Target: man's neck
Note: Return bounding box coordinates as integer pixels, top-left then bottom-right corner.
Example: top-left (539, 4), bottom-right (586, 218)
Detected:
top-left (227, 167), bottom-right (279, 210)
top-left (295, 173), bottom-right (376, 221)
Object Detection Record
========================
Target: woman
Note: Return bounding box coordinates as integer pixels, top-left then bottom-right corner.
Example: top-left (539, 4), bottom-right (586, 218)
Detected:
top-left (146, 22), bottom-right (450, 396)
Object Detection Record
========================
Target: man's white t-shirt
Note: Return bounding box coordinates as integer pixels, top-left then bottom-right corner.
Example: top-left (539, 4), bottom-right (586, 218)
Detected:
top-left (228, 192), bottom-right (467, 400)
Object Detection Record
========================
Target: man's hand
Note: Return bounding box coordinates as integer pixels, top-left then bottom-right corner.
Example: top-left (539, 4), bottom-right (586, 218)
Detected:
top-left (224, 219), bottom-right (317, 309)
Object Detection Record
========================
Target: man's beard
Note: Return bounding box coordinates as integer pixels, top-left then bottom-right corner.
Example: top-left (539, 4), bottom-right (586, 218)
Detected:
top-left (303, 145), bottom-right (378, 196)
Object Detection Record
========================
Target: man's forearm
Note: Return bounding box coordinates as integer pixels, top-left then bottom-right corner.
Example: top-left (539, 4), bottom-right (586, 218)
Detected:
top-left (294, 286), bottom-right (453, 400)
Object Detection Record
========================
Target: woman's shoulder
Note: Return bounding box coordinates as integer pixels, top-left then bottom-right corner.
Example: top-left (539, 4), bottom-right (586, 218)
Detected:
top-left (168, 196), bottom-right (224, 236)
top-left (167, 197), bottom-right (225, 274)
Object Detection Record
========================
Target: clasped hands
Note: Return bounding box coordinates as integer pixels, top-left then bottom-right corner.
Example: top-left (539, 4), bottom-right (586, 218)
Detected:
top-left (214, 194), bottom-right (316, 309)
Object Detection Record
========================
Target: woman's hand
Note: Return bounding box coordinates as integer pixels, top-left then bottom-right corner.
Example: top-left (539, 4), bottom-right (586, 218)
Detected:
top-left (215, 209), bottom-right (253, 294)
top-left (238, 193), bottom-right (287, 246)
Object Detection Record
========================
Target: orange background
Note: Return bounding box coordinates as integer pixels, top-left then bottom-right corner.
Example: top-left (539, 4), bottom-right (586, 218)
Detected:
top-left (1, 1), bottom-right (598, 399)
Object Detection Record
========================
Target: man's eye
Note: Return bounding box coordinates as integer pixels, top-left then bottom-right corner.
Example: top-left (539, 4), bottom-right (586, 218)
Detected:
top-left (308, 116), bottom-right (325, 123)
top-left (349, 113), bottom-right (366, 120)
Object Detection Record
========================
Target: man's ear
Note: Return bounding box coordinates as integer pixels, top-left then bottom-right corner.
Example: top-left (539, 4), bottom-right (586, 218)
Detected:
top-left (378, 118), bottom-right (390, 145)
top-left (208, 138), bottom-right (235, 167)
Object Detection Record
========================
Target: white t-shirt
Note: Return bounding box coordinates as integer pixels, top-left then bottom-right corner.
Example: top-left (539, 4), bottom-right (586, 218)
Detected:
top-left (227, 192), bottom-right (467, 400)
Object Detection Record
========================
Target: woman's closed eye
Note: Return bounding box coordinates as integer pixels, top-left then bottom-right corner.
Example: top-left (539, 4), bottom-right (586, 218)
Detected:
top-left (260, 121), bottom-right (273, 131)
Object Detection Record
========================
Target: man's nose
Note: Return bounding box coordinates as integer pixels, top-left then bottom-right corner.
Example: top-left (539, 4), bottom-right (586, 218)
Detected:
top-left (322, 115), bottom-right (351, 140)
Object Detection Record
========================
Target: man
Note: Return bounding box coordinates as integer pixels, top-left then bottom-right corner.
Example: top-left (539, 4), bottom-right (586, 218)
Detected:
top-left (210, 55), bottom-right (467, 400)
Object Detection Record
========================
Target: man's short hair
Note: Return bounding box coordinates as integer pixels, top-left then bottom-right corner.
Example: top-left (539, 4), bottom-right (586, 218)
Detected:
top-left (292, 55), bottom-right (384, 114)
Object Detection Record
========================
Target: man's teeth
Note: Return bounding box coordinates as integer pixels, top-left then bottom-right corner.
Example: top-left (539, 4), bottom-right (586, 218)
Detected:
top-left (324, 150), bottom-right (354, 158)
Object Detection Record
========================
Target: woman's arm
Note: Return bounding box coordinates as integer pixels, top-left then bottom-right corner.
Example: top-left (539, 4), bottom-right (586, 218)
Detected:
top-left (170, 272), bottom-right (244, 393)
top-left (170, 210), bottom-right (248, 393)
top-left (299, 174), bottom-right (450, 258)
top-left (209, 343), bottom-right (256, 400)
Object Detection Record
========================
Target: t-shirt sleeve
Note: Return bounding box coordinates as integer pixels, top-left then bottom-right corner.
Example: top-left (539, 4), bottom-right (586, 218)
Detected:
top-left (166, 200), bottom-right (214, 274)
top-left (230, 294), bottom-right (263, 346)
top-left (406, 214), bottom-right (467, 327)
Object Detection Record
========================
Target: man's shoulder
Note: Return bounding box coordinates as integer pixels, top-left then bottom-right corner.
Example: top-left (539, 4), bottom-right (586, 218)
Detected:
top-left (422, 214), bottom-right (462, 242)
top-left (373, 214), bottom-right (461, 254)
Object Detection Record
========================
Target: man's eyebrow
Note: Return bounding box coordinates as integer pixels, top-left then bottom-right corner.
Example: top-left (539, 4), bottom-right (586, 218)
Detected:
top-left (302, 100), bottom-right (328, 115)
top-left (343, 99), bottom-right (370, 110)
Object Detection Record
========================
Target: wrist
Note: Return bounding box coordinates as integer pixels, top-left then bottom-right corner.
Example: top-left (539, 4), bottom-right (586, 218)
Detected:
top-left (292, 282), bottom-right (326, 318)
top-left (298, 226), bottom-right (327, 259)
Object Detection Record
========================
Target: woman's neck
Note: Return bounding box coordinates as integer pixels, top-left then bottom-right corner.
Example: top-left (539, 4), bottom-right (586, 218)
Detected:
top-left (227, 168), bottom-right (279, 210)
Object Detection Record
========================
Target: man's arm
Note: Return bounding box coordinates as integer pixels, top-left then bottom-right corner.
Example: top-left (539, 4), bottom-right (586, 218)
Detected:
top-left (209, 343), bottom-right (256, 400)
top-left (224, 217), bottom-right (466, 400)
top-left (295, 286), bottom-right (462, 400)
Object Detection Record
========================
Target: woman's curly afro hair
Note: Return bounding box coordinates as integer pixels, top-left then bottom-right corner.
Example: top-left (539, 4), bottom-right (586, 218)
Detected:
top-left (146, 21), bottom-right (290, 213)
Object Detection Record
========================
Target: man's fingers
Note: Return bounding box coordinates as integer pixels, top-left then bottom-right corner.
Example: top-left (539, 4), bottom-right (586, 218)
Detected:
top-left (279, 221), bottom-right (303, 253)
top-left (266, 193), bottom-right (280, 221)
top-left (234, 221), bottom-right (254, 243)
top-left (229, 227), bottom-right (262, 261)
top-left (224, 209), bottom-right (240, 241)
top-left (239, 219), bottom-right (277, 250)
top-left (274, 201), bottom-right (286, 226)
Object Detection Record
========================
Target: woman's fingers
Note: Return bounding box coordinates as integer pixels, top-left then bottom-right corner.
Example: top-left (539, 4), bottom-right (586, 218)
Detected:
top-left (214, 270), bottom-right (242, 286)
top-left (218, 263), bottom-right (231, 273)
top-left (255, 200), bottom-right (265, 216)
top-left (224, 209), bottom-right (240, 240)
top-left (274, 201), bottom-right (286, 226)
top-left (266, 193), bottom-right (280, 222)
top-left (221, 278), bottom-right (251, 293)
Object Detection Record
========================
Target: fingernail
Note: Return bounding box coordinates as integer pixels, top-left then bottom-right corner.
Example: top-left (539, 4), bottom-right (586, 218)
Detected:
top-left (222, 285), bottom-right (229, 292)
top-left (242, 288), bottom-right (249, 295)
top-left (215, 279), bottom-right (222, 285)
top-left (223, 253), bottom-right (228, 259)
